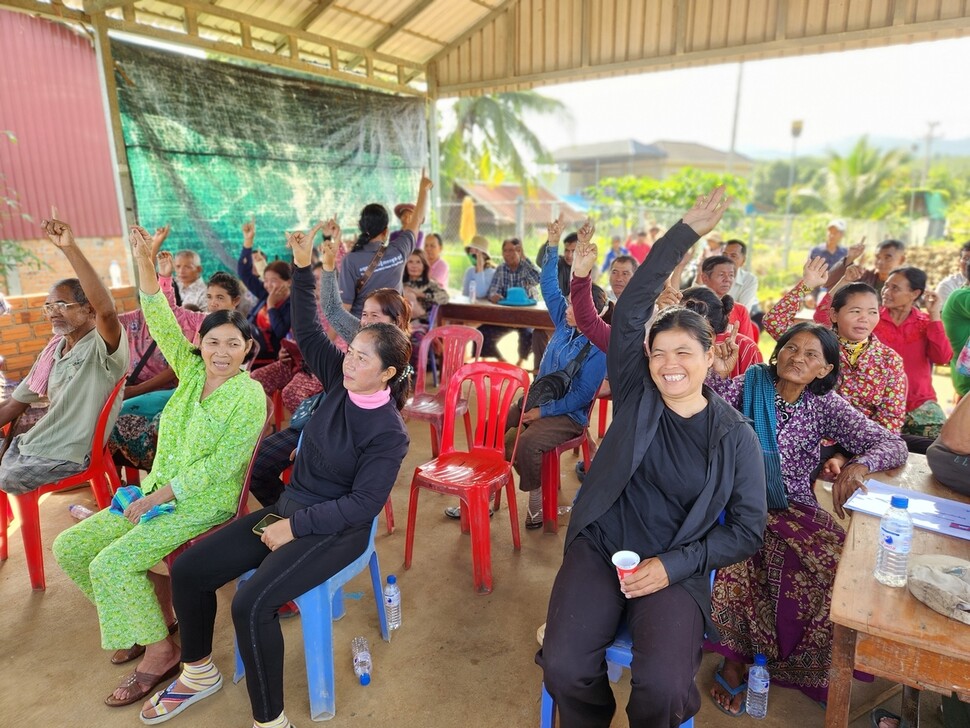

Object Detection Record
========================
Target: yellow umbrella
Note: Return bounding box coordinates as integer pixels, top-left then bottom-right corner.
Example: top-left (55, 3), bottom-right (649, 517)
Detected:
top-left (459, 195), bottom-right (477, 245)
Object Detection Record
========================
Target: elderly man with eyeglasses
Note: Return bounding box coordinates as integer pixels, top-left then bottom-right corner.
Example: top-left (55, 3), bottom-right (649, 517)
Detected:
top-left (0, 215), bottom-right (129, 495)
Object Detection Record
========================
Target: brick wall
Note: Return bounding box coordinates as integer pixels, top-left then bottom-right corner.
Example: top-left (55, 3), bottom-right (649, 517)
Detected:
top-left (0, 285), bottom-right (138, 382)
top-left (3, 236), bottom-right (130, 296)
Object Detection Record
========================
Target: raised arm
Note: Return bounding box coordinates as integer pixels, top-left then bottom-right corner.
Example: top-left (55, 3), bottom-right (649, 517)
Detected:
top-left (404, 169), bottom-right (433, 236)
top-left (238, 220), bottom-right (268, 300)
top-left (319, 238), bottom-right (361, 343)
top-left (609, 188), bottom-right (726, 400)
top-left (571, 240), bottom-right (611, 353)
top-left (41, 214), bottom-right (122, 353)
top-left (763, 257), bottom-right (829, 340)
top-left (540, 214), bottom-right (568, 326)
top-left (923, 291), bottom-right (953, 365)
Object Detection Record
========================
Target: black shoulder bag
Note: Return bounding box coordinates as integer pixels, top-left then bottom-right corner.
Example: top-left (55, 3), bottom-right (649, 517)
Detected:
top-left (524, 340), bottom-right (593, 411)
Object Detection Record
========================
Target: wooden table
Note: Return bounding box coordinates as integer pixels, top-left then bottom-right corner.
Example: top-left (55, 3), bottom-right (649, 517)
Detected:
top-left (438, 296), bottom-right (555, 331)
top-left (826, 455), bottom-right (970, 727)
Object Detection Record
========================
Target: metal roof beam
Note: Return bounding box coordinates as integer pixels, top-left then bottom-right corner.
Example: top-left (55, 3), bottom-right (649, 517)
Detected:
top-left (344, 0), bottom-right (437, 71)
top-left (429, 0), bottom-right (520, 65)
top-left (84, 0), bottom-right (136, 12)
top-left (272, 0), bottom-right (338, 53)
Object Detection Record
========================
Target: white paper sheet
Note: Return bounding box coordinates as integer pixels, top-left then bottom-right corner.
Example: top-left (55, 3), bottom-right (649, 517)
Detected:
top-left (844, 479), bottom-right (970, 542)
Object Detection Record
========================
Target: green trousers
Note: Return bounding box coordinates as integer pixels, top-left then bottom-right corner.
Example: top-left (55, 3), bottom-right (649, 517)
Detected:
top-left (53, 505), bottom-right (228, 650)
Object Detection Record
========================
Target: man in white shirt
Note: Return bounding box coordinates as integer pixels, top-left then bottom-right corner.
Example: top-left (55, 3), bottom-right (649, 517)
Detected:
top-left (173, 249), bottom-right (208, 310)
top-left (937, 241), bottom-right (970, 305)
top-left (724, 239), bottom-right (760, 312)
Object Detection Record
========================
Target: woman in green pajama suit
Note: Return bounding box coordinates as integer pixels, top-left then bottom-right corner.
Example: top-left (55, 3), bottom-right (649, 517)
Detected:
top-left (53, 226), bottom-right (266, 709)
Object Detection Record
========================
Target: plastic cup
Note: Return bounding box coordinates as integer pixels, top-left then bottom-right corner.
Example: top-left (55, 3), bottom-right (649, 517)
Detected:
top-left (611, 550), bottom-right (640, 581)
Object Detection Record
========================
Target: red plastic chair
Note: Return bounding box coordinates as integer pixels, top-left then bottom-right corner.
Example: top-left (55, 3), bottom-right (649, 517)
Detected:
top-left (540, 428), bottom-right (592, 535)
top-left (272, 390), bottom-right (285, 432)
top-left (163, 396), bottom-right (274, 569)
top-left (403, 325), bottom-right (483, 457)
top-left (1, 377), bottom-right (126, 590)
top-left (596, 388), bottom-right (611, 439)
top-left (404, 362), bottom-right (529, 594)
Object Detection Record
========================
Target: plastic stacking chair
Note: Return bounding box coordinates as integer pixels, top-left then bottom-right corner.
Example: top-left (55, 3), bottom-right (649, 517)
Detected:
top-left (595, 387), bottom-right (611, 439)
top-left (404, 361), bottom-right (529, 595)
top-left (0, 377), bottom-right (125, 590)
top-left (539, 403), bottom-right (594, 534)
top-left (540, 675), bottom-right (694, 728)
top-left (163, 397), bottom-right (274, 570)
top-left (232, 516), bottom-right (388, 722)
top-left (271, 389), bottom-right (285, 431)
top-left (402, 325), bottom-right (483, 457)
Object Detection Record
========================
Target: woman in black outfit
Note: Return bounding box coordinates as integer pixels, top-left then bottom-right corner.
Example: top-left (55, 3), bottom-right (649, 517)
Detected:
top-left (140, 220), bottom-right (411, 728)
top-left (537, 188), bottom-right (768, 728)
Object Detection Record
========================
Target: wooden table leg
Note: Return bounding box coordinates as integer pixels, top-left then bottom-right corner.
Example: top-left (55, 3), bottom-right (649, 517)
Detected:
top-left (900, 685), bottom-right (920, 728)
top-left (827, 624), bottom-right (856, 728)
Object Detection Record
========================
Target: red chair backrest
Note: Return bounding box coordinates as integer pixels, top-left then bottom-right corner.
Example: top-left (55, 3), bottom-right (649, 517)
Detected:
top-left (93, 377), bottom-right (128, 455)
top-left (413, 325), bottom-right (483, 397)
top-left (234, 395), bottom-right (275, 518)
top-left (439, 361), bottom-right (529, 456)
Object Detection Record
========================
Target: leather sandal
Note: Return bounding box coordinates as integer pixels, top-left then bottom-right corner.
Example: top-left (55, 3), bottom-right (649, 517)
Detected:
top-left (104, 663), bottom-right (181, 707)
top-left (111, 621), bottom-right (179, 665)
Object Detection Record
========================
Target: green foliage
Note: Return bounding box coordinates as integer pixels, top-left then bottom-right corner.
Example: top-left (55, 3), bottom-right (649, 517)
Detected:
top-left (584, 168), bottom-right (751, 230)
top-left (948, 199), bottom-right (970, 241)
top-left (0, 131), bottom-right (47, 290)
top-left (439, 92), bottom-right (570, 193)
top-left (752, 157), bottom-right (824, 211)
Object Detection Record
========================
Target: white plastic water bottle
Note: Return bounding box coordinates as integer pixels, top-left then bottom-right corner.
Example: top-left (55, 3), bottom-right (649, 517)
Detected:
top-left (874, 495), bottom-right (914, 587)
top-left (745, 653), bottom-right (770, 719)
top-left (468, 280), bottom-right (477, 302)
top-left (384, 574), bottom-right (401, 631)
top-left (68, 504), bottom-right (94, 521)
top-left (350, 635), bottom-right (372, 686)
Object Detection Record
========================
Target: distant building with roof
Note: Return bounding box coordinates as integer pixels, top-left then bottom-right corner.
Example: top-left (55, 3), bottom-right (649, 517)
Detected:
top-left (451, 181), bottom-right (584, 238)
top-left (551, 139), bottom-right (755, 195)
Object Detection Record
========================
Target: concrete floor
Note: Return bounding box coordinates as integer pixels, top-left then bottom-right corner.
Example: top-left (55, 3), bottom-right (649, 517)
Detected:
top-left (0, 349), bottom-right (944, 727)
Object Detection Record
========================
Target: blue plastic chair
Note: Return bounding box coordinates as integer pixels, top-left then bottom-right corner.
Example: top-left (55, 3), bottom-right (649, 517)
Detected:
top-left (232, 517), bottom-right (389, 721)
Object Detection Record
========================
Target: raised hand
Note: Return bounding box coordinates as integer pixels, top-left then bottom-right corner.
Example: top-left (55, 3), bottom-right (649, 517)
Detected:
top-left (923, 290), bottom-right (942, 319)
top-left (151, 223), bottom-right (171, 257)
top-left (711, 322), bottom-right (739, 378)
top-left (129, 225), bottom-right (154, 260)
top-left (418, 167), bottom-right (433, 193)
top-left (242, 220), bottom-right (256, 249)
top-left (286, 229), bottom-right (313, 268)
top-left (42, 207), bottom-right (76, 249)
top-left (845, 239), bottom-right (866, 265)
top-left (656, 285), bottom-right (683, 310)
top-left (547, 212), bottom-right (566, 246)
top-left (321, 217), bottom-right (341, 241)
top-left (321, 239), bottom-right (338, 272)
top-left (572, 241), bottom-right (598, 278)
top-left (681, 186), bottom-right (731, 238)
top-left (157, 251), bottom-right (174, 278)
top-left (801, 256), bottom-right (829, 291)
top-left (843, 264), bottom-right (864, 283)
top-left (576, 218), bottom-right (595, 245)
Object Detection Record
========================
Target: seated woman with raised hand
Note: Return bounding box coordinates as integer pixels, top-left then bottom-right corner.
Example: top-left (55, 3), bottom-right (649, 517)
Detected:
top-left (247, 236), bottom-right (411, 508)
top-left (539, 188), bottom-right (768, 728)
top-left (53, 226), bottom-right (266, 709)
top-left (765, 257), bottom-right (906, 434)
top-left (815, 264), bottom-right (951, 439)
top-left (705, 321), bottom-right (907, 713)
top-left (140, 221), bottom-right (411, 728)
top-left (238, 220), bottom-right (292, 364)
top-left (402, 248), bottom-right (449, 367)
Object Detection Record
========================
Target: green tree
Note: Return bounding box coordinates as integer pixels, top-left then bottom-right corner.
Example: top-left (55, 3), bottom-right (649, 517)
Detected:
top-left (795, 136), bottom-right (911, 218)
top-left (0, 131), bottom-right (46, 292)
top-left (439, 92), bottom-right (569, 192)
top-left (751, 157), bottom-right (823, 211)
top-left (584, 167), bottom-right (751, 230)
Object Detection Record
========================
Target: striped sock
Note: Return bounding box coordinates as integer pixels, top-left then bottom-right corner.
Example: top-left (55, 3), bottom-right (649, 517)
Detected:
top-left (528, 489), bottom-right (542, 513)
top-left (180, 658), bottom-right (221, 691)
top-left (254, 712), bottom-right (291, 728)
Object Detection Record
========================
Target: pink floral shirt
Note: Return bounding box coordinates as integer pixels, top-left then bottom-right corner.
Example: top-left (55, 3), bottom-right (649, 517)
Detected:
top-left (765, 283), bottom-right (907, 431)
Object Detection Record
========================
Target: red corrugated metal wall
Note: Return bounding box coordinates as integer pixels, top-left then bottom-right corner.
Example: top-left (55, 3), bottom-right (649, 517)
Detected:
top-left (0, 9), bottom-right (121, 240)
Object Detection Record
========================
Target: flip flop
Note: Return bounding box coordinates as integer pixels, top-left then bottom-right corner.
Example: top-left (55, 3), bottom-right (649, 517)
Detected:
top-left (140, 674), bottom-right (224, 725)
top-left (111, 621), bottom-right (180, 665)
top-left (104, 663), bottom-right (181, 707)
top-left (710, 661), bottom-right (747, 717)
top-left (871, 708), bottom-right (905, 728)
top-left (525, 508), bottom-right (543, 530)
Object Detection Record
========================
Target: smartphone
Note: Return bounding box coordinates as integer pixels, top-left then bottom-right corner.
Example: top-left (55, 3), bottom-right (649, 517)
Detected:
top-left (252, 513), bottom-right (284, 535)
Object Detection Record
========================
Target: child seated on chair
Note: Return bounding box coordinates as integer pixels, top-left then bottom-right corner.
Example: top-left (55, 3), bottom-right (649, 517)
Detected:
top-left (53, 225), bottom-right (265, 710)
top-left (0, 215), bottom-right (129, 496)
top-left (139, 221), bottom-right (411, 728)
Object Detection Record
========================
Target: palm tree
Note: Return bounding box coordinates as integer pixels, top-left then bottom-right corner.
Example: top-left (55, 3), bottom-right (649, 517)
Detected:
top-left (799, 136), bottom-right (910, 218)
top-left (440, 92), bottom-right (570, 191)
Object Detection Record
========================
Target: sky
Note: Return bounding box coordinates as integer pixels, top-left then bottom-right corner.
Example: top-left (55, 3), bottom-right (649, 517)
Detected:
top-left (531, 36), bottom-right (970, 160)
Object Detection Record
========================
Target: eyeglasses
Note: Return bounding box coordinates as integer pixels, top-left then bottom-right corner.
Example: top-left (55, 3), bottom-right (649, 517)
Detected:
top-left (42, 302), bottom-right (83, 316)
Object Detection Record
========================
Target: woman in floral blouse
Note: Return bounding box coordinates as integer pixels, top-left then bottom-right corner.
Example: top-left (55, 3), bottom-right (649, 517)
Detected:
top-left (706, 322), bottom-right (906, 714)
top-left (764, 257), bottom-right (906, 432)
top-left (54, 226), bottom-right (266, 709)
top-left (402, 249), bottom-right (449, 368)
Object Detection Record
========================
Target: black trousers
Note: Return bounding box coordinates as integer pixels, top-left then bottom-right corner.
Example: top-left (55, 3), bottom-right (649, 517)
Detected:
top-left (249, 427), bottom-right (300, 507)
top-left (171, 495), bottom-right (370, 722)
top-left (537, 536), bottom-right (703, 728)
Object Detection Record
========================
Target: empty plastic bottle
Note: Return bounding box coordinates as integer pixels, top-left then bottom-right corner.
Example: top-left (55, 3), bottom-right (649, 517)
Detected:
top-left (468, 280), bottom-right (477, 302)
top-left (384, 574), bottom-right (402, 631)
top-left (68, 504), bottom-right (94, 521)
top-left (350, 635), bottom-right (372, 686)
top-left (745, 653), bottom-right (770, 719)
top-left (874, 495), bottom-right (914, 587)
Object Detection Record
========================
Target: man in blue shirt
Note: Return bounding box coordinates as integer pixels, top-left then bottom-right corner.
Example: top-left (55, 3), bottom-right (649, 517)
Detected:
top-left (807, 219), bottom-right (848, 296)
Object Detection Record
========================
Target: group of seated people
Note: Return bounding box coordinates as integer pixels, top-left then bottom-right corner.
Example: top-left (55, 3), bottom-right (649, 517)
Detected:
top-left (0, 177), bottom-right (968, 728)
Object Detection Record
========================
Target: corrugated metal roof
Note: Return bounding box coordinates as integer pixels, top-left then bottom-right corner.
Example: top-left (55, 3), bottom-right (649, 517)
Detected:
top-left (0, 8), bottom-right (120, 240)
top-left (456, 180), bottom-right (584, 224)
top-left (0, 1), bottom-right (968, 97)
